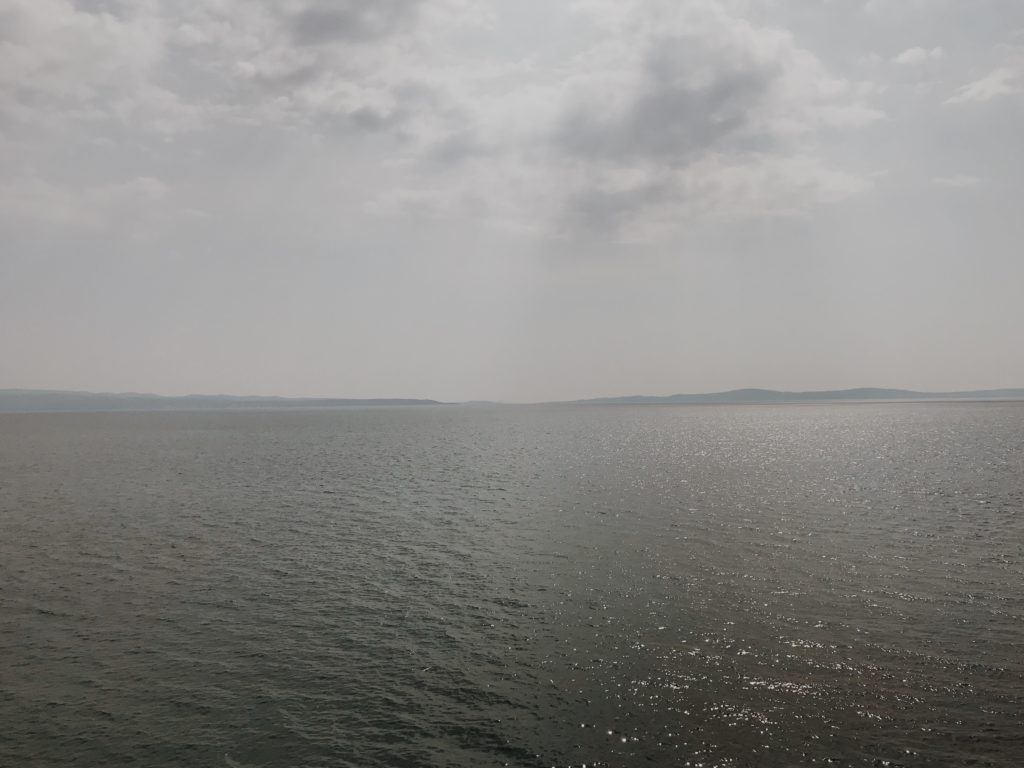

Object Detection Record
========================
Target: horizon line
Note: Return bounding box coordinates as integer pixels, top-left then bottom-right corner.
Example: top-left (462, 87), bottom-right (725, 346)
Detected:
top-left (3, 385), bottom-right (1024, 409)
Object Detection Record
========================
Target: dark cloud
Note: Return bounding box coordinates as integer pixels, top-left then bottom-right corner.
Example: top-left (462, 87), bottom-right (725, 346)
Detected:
top-left (562, 176), bottom-right (675, 235)
top-left (290, 81), bottom-right (444, 143)
top-left (0, 6), bottom-right (26, 43)
top-left (556, 36), bottom-right (777, 164)
top-left (243, 63), bottom-right (321, 91)
top-left (424, 131), bottom-right (486, 166)
top-left (550, 32), bottom-right (783, 234)
top-left (291, 0), bottom-right (424, 46)
top-left (348, 104), bottom-right (406, 131)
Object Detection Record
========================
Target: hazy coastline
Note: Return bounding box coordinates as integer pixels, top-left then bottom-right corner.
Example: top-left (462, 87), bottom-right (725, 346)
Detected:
top-left (3, 387), bottom-right (1023, 413)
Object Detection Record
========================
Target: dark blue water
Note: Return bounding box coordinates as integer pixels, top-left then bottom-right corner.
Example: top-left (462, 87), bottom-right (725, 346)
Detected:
top-left (2, 404), bottom-right (1022, 767)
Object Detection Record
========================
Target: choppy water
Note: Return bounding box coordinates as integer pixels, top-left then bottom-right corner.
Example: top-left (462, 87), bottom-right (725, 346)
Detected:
top-left (1, 403), bottom-right (1022, 767)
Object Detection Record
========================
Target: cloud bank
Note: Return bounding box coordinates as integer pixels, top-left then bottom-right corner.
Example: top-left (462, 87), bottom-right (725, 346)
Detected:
top-left (0, 0), bottom-right (896, 240)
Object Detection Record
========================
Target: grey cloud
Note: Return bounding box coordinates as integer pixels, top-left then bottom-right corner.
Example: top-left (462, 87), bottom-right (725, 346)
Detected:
top-left (348, 104), bottom-right (407, 132)
top-left (349, 81), bottom-right (442, 133)
top-left (423, 130), bottom-right (488, 166)
top-left (561, 176), bottom-right (675, 236)
top-left (77, 0), bottom-right (135, 17)
top-left (0, 1), bottom-right (165, 136)
top-left (241, 63), bottom-right (321, 91)
top-left (216, 3), bottom-right (450, 141)
top-left (344, 102), bottom-right (419, 134)
top-left (945, 60), bottom-right (1024, 104)
top-left (0, 6), bottom-right (26, 43)
top-left (549, 28), bottom-right (785, 235)
top-left (558, 38), bottom-right (775, 164)
top-left (291, 0), bottom-right (424, 46)
top-left (531, 0), bottom-right (892, 238)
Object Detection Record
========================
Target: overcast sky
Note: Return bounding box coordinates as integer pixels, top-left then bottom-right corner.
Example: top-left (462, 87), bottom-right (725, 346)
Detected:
top-left (2, 0), bottom-right (1022, 402)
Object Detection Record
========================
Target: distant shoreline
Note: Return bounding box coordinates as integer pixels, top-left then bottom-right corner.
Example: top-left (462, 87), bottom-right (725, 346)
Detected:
top-left (1, 387), bottom-right (1023, 413)
top-left (0, 390), bottom-right (444, 414)
top-left (566, 387), bottom-right (1024, 406)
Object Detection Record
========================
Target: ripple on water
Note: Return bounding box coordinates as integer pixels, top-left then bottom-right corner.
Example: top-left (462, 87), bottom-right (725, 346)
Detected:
top-left (1, 404), bottom-right (1022, 767)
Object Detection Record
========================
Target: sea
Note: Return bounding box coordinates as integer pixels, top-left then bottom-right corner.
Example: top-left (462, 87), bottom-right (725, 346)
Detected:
top-left (1, 403), bottom-right (1022, 767)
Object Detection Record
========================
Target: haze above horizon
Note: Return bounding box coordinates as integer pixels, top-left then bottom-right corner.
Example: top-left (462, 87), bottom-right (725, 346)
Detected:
top-left (3, 1), bottom-right (1022, 402)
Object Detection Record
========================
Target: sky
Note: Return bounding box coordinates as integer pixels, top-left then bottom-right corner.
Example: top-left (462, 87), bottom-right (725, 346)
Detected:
top-left (1, 0), bottom-right (1023, 402)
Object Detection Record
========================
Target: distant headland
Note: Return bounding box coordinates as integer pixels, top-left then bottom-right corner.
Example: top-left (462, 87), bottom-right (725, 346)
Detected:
top-left (567, 387), bottom-right (1024, 405)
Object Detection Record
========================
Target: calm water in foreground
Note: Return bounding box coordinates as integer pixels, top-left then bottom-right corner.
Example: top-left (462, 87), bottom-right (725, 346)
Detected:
top-left (2, 404), bottom-right (1022, 767)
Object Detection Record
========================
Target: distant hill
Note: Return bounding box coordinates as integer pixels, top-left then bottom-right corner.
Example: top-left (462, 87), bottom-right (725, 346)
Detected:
top-left (0, 389), bottom-right (443, 413)
top-left (4, 387), bottom-right (1023, 413)
top-left (570, 387), bottom-right (1024, 405)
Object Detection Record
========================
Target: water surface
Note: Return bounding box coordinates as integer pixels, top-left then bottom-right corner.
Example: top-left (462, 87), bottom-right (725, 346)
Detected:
top-left (2, 404), bottom-right (1022, 766)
